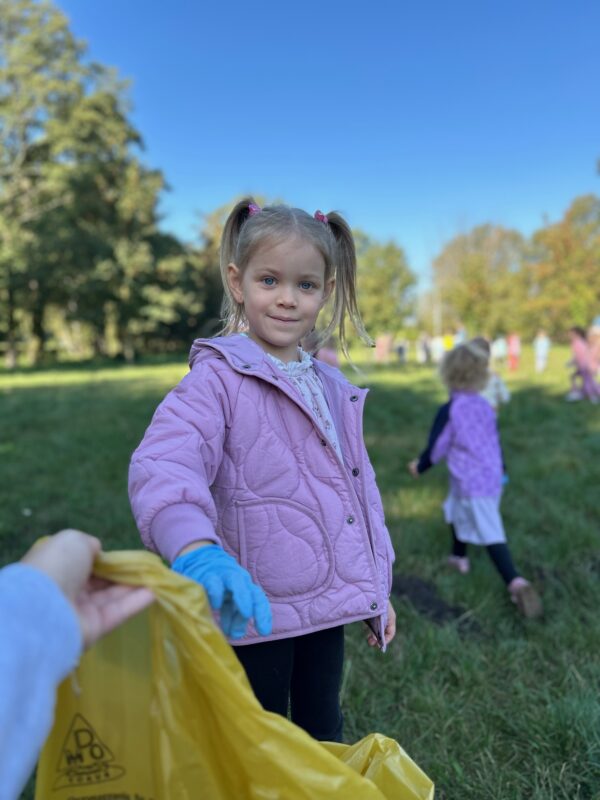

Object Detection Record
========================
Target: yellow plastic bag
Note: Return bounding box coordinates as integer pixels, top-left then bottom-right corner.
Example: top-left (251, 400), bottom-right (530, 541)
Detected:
top-left (35, 551), bottom-right (434, 799)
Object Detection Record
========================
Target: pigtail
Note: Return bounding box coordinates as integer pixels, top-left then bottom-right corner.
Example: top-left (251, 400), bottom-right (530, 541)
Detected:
top-left (321, 211), bottom-right (373, 358)
top-left (219, 197), bottom-right (256, 335)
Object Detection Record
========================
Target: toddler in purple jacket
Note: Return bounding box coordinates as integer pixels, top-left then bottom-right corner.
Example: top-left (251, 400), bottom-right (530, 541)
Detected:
top-left (408, 342), bottom-right (542, 618)
top-left (129, 199), bottom-right (396, 742)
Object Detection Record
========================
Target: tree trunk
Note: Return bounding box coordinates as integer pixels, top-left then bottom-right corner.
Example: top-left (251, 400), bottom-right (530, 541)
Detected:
top-left (30, 297), bottom-right (46, 365)
top-left (5, 277), bottom-right (17, 369)
top-left (122, 332), bottom-right (135, 364)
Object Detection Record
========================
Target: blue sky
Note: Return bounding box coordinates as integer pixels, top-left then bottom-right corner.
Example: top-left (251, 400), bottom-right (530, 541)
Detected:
top-left (55, 0), bottom-right (600, 286)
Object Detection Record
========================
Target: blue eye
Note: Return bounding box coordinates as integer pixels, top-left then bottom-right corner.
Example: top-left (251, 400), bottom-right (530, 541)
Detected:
top-left (263, 277), bottom-right (275, 286)
top-left (300, 281), bottom-right (314, 290)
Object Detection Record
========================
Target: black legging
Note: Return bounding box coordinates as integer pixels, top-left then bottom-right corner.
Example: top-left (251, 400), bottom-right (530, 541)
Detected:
top-left (450, 525), bottom-right (518, 584)
top-left (233, 625), bottom-right (345, 742)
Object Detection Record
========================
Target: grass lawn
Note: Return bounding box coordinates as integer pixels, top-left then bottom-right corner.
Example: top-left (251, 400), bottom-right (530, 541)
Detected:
top-left (1, 346), bottom-right (599, 799)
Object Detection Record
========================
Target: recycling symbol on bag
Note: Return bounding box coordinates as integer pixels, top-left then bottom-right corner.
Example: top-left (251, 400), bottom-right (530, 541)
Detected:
top-left (53, 713), bottom-right (126, 789)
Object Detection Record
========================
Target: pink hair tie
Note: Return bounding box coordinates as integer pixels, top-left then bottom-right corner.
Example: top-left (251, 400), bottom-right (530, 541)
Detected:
top-left (248, 203), bottom-right (262, 217)
top-left (314, 210), bottom-right (328, 225)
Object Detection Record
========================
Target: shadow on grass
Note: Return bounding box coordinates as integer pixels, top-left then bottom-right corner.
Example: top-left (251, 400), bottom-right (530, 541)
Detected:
top-left (392, 573), bottom-right (484, 637)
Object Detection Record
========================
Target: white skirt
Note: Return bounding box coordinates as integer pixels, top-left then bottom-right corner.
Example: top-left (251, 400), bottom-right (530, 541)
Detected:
top-left (443, 491), bottom-right (506, 545)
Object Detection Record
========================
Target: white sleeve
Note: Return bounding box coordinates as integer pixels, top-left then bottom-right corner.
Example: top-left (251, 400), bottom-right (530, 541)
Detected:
top-left (0, 564), bottom-right (82, 800)
top-left (498, 376), bottom-right (511, 404)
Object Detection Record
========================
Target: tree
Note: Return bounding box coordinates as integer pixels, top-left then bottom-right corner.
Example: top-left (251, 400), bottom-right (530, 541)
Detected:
top-left (355, 232), bottom-right (416, 337)
top-left (526, 195), bottom-right (600, 336)
top-left (431, 225), bottom-right (526, 337)
top-left (0, 0), bottom-right (173, 363)
top-left (0, 0), bottom-right (88, 364)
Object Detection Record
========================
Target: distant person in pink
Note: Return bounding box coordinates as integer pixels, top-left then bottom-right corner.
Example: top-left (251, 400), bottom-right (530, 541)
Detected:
top-left (566, 326), bottom-right (600, 403)
top-left (507, 333), bottom-right (521, 371)
top-left (588, 323), bottom-right (600, 376)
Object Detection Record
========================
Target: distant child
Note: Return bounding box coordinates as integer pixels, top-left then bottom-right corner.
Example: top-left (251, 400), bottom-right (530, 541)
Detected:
top-left (442, 331), bottom-right (454, 351)
top-left (587, 324), bottom-right (600, 377)
top-left (408, 343), bottom-right (542, 618)
top-left (471, 336), bottom-right (510, 412)
top-left (566, 326), bottom-right (600, 403)
top-left (533, 330), bottom-right (551, 374)
top-left (431, 335), bottom-right (445, 364)
top-left (129, 199), bottom-right (396, 742)
top-left (507, 332), bottom-right (521, 371)
top-left (491, 335), bottom-right (507, 368)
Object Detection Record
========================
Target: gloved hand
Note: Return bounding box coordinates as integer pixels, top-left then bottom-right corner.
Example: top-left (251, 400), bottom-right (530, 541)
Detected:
top-left (172, 545), bottom-right (272, 639)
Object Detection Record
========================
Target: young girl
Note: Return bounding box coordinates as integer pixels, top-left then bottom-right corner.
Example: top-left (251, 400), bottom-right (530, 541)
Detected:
top-left (408, 342), bottom-right (542, 618)
top-left (128, 198), bottom-right (396, 743)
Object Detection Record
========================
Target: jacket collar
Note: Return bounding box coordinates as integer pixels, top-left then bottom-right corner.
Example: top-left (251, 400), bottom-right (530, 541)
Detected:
top-left (189, 334), bottom-right (353, 391)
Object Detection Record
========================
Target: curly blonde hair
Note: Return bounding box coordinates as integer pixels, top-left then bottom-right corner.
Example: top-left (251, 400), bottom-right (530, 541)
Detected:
top-left (440, 342), bottom-right (489, 391)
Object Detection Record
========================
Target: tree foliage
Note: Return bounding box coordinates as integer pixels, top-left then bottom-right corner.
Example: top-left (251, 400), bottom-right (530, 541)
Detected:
top-left (429, 199), bottom-right (600, 340)
top-left (431, 225), bottom-right (527, 337)
top-left (0, 0), bottom-right (178, 363)
top-left (0, 0), bottom-right (598, 364)
top-left (355, 232), bottom-right (416, 336)
top-left (524, 195), bottom-right (600, 334)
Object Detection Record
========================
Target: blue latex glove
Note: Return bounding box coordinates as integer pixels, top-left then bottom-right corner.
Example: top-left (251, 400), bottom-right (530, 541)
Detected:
top-left (172, 545), bottom-right (272, 639)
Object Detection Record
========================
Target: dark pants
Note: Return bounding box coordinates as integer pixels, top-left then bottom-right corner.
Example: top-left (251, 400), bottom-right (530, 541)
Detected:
top-left (233, 625), bottom-right (345, 742)
top-left (450, 525), bottom-right (518, 584)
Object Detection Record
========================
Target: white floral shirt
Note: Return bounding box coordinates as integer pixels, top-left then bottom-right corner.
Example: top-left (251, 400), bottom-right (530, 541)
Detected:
top-left (267, 348), bottom-right (343, 459)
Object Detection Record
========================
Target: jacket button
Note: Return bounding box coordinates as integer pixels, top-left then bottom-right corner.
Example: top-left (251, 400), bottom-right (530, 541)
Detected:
top-left (320, 438), bottom-right (327, 446)
top-left (350, 395), bottom-right (358, 402)
top-left (346, 516), bottom-right (354, 524)
top-left (370, 602), bottom-right (378, 611)
top-left (352, 467), bottom-right (360, 476)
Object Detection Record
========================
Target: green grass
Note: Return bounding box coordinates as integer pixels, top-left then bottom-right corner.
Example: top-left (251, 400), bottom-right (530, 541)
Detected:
top-left (2, 347), bottom-right (599, 799)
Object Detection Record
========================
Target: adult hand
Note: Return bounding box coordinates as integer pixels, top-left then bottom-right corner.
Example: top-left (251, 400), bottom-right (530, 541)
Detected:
top-left (21, 529), bottom-right (154, 648)
top-left (365, 600), bottom-right (397, 648)
top-left (172, 545), bottom-right (272, 639)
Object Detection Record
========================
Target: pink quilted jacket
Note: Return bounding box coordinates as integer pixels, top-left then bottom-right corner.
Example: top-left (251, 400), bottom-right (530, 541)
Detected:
top-left (129, 335), bottom-right (395, 646)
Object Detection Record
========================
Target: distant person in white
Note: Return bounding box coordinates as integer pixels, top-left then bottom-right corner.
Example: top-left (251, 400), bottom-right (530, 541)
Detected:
top-left (491, 335), bottom-right (507, 368)
top-left (0, 530), bottom-right (153, 800)
top-left (533, 330), bottom-right (551, 373)
top-left (472, 337), bottom-right (511, 411)
top-left (431, 335), bottom-right (445, 364)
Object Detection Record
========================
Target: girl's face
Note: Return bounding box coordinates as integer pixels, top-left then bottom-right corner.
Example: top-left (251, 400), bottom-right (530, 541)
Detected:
top-left (227, 236), bottom-right (334, 362)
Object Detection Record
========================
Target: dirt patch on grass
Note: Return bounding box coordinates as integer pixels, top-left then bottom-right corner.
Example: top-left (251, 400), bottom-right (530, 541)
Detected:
top-left (392, 574), bottom-right (482, 637)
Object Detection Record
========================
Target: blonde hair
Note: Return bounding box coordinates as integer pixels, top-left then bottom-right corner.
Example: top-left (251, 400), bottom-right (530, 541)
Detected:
top-left (440, 342), bottom-right (489, 391)
top-left (219, 197), bottom-right (372, 356)
top-left (469, 336), bottom-right (491, 358)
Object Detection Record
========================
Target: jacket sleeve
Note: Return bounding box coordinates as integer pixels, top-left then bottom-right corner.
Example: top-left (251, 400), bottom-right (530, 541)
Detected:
top-left (417, 400), bottom-right (452, 473)
top-left (0, 564), bottom-right (82, 800)
top-left (128, 361), bottom-right (233, 563)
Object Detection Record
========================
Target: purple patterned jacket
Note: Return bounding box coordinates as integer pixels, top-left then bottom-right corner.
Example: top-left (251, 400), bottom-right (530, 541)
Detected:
top-left (417, 391), bottom-right (503, 497)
